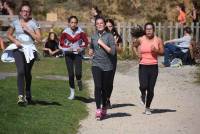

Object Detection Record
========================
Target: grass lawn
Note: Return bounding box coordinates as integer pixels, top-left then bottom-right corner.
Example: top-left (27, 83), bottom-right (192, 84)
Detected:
top-left (0, 56), bottom-right (92, 134)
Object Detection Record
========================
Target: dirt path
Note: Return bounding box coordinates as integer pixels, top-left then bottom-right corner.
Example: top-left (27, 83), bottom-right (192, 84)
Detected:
top-left (78, 60), bottom-right (200, 134)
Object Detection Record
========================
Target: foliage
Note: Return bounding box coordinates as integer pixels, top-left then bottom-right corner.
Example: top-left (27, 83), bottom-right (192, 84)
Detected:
top-left (12, 0), bottom-right (194, 23)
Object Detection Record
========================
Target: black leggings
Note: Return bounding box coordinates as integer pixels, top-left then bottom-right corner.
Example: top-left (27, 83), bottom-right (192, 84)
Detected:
top-left (107, 56), bottom-right (117, 99)
top-left (92, 66), bottom-right (113, 109)
top-left (13, 50), bottom-right (35, 99)
top-left (65, 53), bottom-right (82, 89)
top-left (139, 64), bottom-right (158, 108)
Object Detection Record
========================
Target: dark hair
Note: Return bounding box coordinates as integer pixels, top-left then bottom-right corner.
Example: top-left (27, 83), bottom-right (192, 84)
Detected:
top-left (178, 3), bottom-right (185, 13)
top-left (105, 19), bottom-right (119, 36)
top-left (4, 0), bottom-right (15, 9)
top-left (184, 27), bottom-right (192, 34)
top-left (68, 16), bottom-right (78, 23)
top-left (19, 0), bottom-right (31, 14)
top-left (95, 16), bottom-right (106, 25)
top-left (92, 6), bottom-right (101, 15)
top-left (131, 24), bottom-right (144, 38)
top-left (47, 32), bottom-right (58, 42)
top-left (144, 22), bottom-right (155, 32)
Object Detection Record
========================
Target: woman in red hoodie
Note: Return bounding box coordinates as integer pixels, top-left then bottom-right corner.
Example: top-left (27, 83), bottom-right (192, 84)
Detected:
top-left (60, 16), bottom-right (88, 100)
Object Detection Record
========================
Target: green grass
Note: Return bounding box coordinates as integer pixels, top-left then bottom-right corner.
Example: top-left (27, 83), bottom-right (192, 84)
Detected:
top-left (0, 57), bottom-right (92, 134)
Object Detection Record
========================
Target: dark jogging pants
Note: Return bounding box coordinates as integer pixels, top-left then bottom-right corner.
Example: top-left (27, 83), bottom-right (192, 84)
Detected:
top-left (65, 53), bottom-right (82, 89)
top-left (139, 64), bottom-right (158, 108)
top-left (92, 66), bottom-right (113, 109)
top-left (13, 50), bottom-right (35, 99)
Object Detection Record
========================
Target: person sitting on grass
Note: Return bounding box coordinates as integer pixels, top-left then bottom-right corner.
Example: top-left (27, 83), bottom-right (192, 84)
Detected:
top-left (162, 27), bottom-right (192, 67)
top-left (43, 32), bottom-right (62, 57)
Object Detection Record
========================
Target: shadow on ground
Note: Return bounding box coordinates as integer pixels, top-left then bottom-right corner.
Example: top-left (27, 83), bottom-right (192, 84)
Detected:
top-left (103, 112), bottom-right (132, 120)
top-left (111, 103), bottom-right (135, 108)
top-left (74, 96), bottom-right (95, 103)
top-left (28, 100), bottom-right (62, 106)
top-left (151, 108), bottom-right (176, 114)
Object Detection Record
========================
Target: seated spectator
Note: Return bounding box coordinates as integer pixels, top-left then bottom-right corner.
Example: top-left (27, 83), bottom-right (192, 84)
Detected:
top-left (43, 32), bottom-right (62, 57)
top-left (162, 27), bottom-right (192, 67)
top-left (0, 36), bottom-right (5, 50)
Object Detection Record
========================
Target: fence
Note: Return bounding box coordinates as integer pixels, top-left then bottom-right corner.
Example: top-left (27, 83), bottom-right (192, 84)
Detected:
top-left (1, 15), bottom-right (200, 48)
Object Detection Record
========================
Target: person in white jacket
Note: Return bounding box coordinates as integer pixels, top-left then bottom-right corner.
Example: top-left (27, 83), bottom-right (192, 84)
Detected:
top-left (7, 1), bottom-right (41, 105)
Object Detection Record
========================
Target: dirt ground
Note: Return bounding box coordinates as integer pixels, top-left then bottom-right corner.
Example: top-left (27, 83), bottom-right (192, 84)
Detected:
top-left (78, 60), bottom-right (200, 134)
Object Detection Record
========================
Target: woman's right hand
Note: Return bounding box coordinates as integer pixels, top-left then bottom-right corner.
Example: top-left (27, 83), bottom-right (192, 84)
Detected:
top-left (15, 41), bottom-right (22, 48)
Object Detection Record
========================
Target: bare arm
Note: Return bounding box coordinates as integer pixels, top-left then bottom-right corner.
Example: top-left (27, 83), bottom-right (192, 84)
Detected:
top-left (7, 27), bottom-right (22, 47)
top-left (132, 38), bottom-right (141, 58)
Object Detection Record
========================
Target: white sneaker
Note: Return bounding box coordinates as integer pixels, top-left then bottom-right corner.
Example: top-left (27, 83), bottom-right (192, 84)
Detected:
top-left (17, 95), bottom-right (24, 105)
top-left (68, 88), bottom-right (75, 100)
top-left (145, 108), bottom-right (152, 115)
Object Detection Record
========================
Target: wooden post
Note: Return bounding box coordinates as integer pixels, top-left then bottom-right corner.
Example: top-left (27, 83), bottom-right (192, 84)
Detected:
top-left (175, 23), bottom-right (179, 38)
top-left (169, 22), bottom-right (173, 40)
top-left (117, 22), bottom-right (121, 35)
top-left (127, 22), bottom-right (132, 49)
top-left (163, 24), bottom-right (166, 41)
top-left (158, 22), bottom-right (161, 38)
top-left (196, 22), bottom-right (199, 43)
top-left (122, 22), bottom-right (126, 49)
top-left (154, 22), bottom-right (157, 35)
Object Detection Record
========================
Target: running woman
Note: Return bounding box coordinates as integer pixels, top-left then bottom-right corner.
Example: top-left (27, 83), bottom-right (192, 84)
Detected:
top-left (89, 17), bottom-right (115, 120)
top-left (105, 19), bottom-right (122, 108)
top-left (7, 1), bottom-right (41, 105)
top-left (60, 16), bottom-right (88, 100)
top-left (132, 22), bottom-right (164, 115)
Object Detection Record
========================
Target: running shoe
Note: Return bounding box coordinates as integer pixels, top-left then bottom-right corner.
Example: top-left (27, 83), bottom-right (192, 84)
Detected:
top-left (145, 108), bottom-right (152, 115)
top-left (95, 109), bottom-right (102, 120)
top-left (17, 95), bottom-right (24, 105)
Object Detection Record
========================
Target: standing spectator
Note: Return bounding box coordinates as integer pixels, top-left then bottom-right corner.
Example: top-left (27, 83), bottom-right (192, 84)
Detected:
top-left (177, 3), bottom-right (186, 26)
top-left (0, 0), bottom-right (4, 15)
top-left (7, 1), bottom-right (41, 105)
top-left (132, 22), bottom-right (164, 115)
top-left (105, 19), bottom-right (122, 109)
top-left (43, 32), bottom-right (62, 57)
top-left (60, 16), bottom-right (88, 100)
top-left (190, 1), bottom-right (199, 38)
top-left (177, 3), bottom-right (186, 38)
top-left (90, 6), bottom-right (102, 24)
top-left (2, 0), bottom-right (15, 15)
top-left (190, 1), bottom-right (198, 23)
top-left (89, 17), bottom-right (115, 120)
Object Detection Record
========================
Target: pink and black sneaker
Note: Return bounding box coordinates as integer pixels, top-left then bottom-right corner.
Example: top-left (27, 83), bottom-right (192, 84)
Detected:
top-left (95, 109), bottom-right (102, 120)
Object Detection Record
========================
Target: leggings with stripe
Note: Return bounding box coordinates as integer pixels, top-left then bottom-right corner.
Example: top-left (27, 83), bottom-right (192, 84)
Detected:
top-left (65, 53), bottom-right (82, 89)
